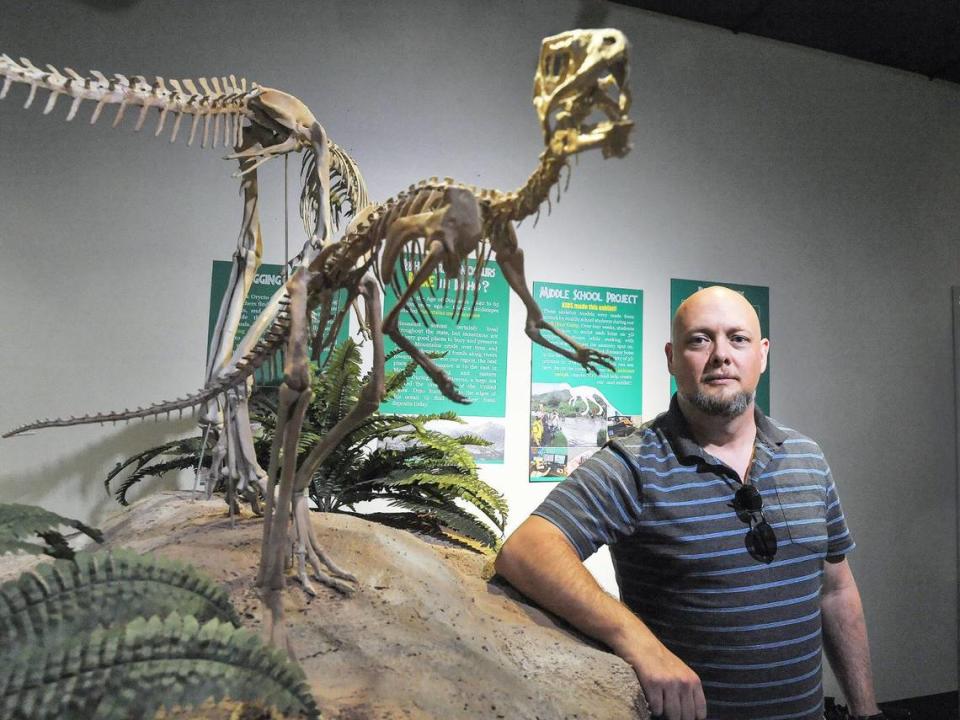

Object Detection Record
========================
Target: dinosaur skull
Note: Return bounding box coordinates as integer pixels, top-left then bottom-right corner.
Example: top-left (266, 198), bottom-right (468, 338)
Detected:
top-left (533, 28), bottom-right (632, 159)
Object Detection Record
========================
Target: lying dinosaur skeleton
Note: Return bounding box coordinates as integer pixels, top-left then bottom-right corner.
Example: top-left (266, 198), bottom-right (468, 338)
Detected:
top-left (2, 28), bottom-right (633, 653)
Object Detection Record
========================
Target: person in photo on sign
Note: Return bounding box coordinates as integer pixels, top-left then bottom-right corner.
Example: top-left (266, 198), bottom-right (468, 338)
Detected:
top-left (495, 286), bottom-right (883, 720)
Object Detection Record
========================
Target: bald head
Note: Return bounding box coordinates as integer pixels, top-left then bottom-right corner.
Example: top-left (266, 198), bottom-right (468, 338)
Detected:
top-left (666, 286), bottom-right (768, 419)
top-left (671, 286), bottom-right (761, 345)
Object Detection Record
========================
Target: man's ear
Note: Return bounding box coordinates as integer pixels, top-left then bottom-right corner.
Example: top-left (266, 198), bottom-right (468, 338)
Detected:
top-left (760, 338), bottom-right (770, 374)
top-left (664, 341), bottom-right (675, 375)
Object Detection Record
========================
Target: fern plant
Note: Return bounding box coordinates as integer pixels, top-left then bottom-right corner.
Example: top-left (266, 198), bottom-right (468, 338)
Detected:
top-left (0, 549), bottom-right (240, 649)
top-left (0, 503), bottom-right (319, 720)
top-left (107, 338), bottom-right (508, 551)
top-left (0, 502), bottom-right (103, 558)
top-left (253, 339), bottom-right (508, 552)
top-left (105, 434), bottom-right (216, 506)
top-left (2, 612), bottom-right (320, 720)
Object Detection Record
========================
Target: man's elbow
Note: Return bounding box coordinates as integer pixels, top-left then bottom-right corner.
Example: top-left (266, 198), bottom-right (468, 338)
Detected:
top-left (494, 523), bottom-right (527, 581)
top-left (495, 516), bottom-right (568, 583)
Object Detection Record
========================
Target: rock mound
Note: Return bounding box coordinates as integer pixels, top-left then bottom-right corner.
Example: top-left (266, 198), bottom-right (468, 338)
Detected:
top-left (1, 491), bottom-right (648, 720)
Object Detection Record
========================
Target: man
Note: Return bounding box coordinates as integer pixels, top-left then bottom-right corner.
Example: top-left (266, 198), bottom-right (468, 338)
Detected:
top-left (496, 286), bottom-right (883, 720)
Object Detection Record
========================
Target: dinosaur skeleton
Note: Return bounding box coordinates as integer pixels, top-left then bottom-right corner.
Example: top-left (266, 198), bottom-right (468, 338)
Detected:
top-left (2, 28), bottom-right (633, 654)
top-left (0, 52), bottom-right (369, 502)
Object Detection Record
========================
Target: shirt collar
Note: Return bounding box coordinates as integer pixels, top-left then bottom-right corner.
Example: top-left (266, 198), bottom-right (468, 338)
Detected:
top-left (661, 393), bottom-right (787, 463)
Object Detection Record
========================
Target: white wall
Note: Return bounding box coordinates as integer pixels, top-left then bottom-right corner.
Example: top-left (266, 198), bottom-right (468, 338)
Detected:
top-left (0, 0), bottom-right (956, 704)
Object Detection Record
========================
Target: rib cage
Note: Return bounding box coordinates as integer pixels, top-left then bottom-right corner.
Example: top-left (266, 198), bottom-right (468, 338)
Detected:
top-left (0, 53), bottom-right (259, 147)
top-left (325, 178), bottom-right (494, 324)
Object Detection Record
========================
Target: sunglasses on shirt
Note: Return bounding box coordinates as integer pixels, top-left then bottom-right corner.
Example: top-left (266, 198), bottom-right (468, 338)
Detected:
top-left (730, 484), bottom-right (778, 564)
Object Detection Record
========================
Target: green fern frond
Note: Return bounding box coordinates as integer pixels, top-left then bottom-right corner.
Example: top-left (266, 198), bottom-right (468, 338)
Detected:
top-left (411, 410), bottom-right (465, 424)
top-left (446, 433), bottom-right (491, 448)
top-left (382, 472), bottom-right (507, 530)
top-left (408, 430), bottom-right (478, 471)
top-left (0, 549), bottom-right (240, 651)
top-left (0, 504), bottom-right (103, 559)
top-left (113, 456), bottom-right (199, 506)
top-left (1, 612), bottom-right (320, 720)
top-left (104, 441), bottom-right (173, 493)
top-left (386, 496), bottom-right (500, 550)
top-left (316, 339), bottom-right (361, 425)
top-left (380, 357), bottom-right (420, 402)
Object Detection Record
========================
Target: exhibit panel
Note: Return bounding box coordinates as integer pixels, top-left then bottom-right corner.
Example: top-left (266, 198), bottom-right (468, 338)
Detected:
top-left (528, 280), bottom-right (643, 481)
top-left (380, 259), bottom-right (510, 463)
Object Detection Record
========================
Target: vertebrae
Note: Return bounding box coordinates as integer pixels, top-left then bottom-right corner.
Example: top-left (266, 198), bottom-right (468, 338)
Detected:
top-left (0, 54), bottom-right (258, 147)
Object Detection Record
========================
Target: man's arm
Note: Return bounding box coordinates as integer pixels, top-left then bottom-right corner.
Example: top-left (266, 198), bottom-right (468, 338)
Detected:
top-left (495, 515), bottom-right (707, 720)
top-left (821, 557), bottom-right (881, 717)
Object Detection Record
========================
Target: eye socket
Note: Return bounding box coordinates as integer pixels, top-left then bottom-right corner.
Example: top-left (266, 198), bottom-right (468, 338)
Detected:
top-left (545, 52), bottom-right (568, 78)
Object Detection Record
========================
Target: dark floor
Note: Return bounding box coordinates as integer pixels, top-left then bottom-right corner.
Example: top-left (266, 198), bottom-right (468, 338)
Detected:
top-left (827, 692), bottom-right (958, 720)
top-left (879, 691), bottom-right (959, 720)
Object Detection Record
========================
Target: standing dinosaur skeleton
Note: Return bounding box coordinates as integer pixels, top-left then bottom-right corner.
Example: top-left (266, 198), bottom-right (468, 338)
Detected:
top-left (2, 29), bottom-right (633, 653)
top-left (0, 51), bottom-right (369, 508)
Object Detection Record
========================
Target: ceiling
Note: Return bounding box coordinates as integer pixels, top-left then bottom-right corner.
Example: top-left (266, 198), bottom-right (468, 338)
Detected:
top-left (609, 0), bottom-right (960, 85)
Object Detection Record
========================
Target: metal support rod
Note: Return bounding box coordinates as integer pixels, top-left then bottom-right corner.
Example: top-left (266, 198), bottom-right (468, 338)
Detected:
top-left (284, 154), bottom-right (289, 282)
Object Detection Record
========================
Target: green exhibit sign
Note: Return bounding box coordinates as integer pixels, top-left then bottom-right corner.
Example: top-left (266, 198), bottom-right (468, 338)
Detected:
top-left (208, 261), bottom-right (349, 385)
top-left (669, 278), bottom-right (770, 415)
top-left (378, 259), bottom-right (510, 464)
top-left (529, 281), bottom-right (643, 482)
top-left (379, 259), bottom-right (509, 416)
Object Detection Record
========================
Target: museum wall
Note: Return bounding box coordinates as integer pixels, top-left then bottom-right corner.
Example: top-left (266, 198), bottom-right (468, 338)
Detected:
top-left (0, 0), bottom-right (957, 705)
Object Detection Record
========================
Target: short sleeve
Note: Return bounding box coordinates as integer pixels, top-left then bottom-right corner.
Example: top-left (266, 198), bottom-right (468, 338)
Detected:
top-left (825, 468), bottom-right (856, 559)
top-left (532, 440), bottom-right (645, 560)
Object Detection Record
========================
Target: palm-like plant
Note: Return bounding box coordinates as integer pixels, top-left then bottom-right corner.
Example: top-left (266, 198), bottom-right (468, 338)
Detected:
top-left (106, 339), bottom-right (507, 552)
top-left (253, 339), bottom-right (507, 552)
top-left (105, 435), bottom-right (215, 506)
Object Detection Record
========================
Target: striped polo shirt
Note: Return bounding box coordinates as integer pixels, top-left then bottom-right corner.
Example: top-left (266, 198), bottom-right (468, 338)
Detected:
top-left (533, 395), bottom-right (855, 720)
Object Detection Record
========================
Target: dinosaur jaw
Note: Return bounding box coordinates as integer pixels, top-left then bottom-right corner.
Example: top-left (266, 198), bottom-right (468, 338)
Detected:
top-left (533, 28), bottom-right (633, 159)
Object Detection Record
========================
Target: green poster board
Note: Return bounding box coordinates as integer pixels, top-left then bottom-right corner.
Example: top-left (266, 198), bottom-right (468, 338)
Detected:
top-left (379, 259), bottom-right (510, 464)
top-left (669, 278), bottom-right (770, 415)
top-left (208, 261), bottom-right (349, 386)
top-left (529, 281), bottom-right (643, 482)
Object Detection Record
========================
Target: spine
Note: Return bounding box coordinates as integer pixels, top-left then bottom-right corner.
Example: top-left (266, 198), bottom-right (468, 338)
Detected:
top-left (0, 54), bottom-right (257, 147)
